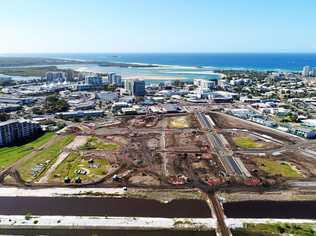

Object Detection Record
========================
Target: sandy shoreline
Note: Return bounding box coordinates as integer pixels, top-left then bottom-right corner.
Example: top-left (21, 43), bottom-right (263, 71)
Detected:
top-left (58, 64), bottom-right (225, 81)
top-left (123, 75), bottom-right (187, 81)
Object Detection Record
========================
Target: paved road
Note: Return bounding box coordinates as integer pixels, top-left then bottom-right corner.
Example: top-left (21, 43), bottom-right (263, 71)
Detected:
top-left (160, 128), bottom-right (168, 177)
top-left (196, 112), bottom-right (244, 176)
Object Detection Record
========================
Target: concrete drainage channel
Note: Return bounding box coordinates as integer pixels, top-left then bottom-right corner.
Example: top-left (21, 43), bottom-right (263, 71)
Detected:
top-left (0, 187), bottom-right (218, 235)
top-left (0, 188), bottom-right (316, 235)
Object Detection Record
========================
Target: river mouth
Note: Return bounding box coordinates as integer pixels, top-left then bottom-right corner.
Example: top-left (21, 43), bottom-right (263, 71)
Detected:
top-left (224, 201), bottom-right (316, 219)
top-left (0, 197), bottom-right (212, 218)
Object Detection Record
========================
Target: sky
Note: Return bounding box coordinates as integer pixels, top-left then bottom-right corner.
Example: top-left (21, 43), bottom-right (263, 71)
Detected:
top-left (0, 0), bottom-right (316, 53)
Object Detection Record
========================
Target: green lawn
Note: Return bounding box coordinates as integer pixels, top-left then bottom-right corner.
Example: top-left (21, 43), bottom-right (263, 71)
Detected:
top-left (243, 223), bottom-right (316, 236)
top-left (50, 151), bottom-right (109, 183)
top-left (80, 136), bottom-right (119, 151)
top-left (0, 132), bottom-right (55, 171)
top-left (234, 136), bottom-right (263, 149)
top-left (18, 134), bottom-right (75, 182)
top-left (255, 158), bottom-right (302, 178)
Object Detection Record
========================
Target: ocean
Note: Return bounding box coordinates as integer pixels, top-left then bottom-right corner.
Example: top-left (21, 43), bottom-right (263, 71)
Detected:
top-left (12, 53), bottom-right (316, 71)
top-left (2, 53), bottom-right (316, 83)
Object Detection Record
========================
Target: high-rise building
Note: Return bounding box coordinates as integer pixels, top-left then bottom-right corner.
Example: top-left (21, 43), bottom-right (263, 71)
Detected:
top-left (124, 79), bottom-right (145, 96)
top-left (114, 75), bottom-right (122, 86)
top-left (108, 73), bottom-right (116, 84)
top-left (85, 75), bottom-right (103, 86)
top-left (124, 79), bottom-right (134, 95)
top-left (0, 120), bottom-right (42, 146)
top-left (133, 80), bottom-right (146, 96)
top-left (78, 73), bottom-right (86, 81)
top-left (107, 73), bottom-right (122, 86)
top-left (46, 72), bottom-right (66, 83)
top-left (302, 66), bottom-right (315, 77)
top-left (65, 70), bottom-right (74, 81)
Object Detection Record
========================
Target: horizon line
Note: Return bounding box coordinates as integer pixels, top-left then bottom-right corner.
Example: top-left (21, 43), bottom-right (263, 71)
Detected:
top-left (2, 52), bottom-right (316, 55)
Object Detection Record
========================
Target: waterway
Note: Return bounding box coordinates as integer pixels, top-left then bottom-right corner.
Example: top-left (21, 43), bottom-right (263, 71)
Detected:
top-left (224, 201), bottom-right (316, 219)
top-left (0, 197), bottom-right (212, 218)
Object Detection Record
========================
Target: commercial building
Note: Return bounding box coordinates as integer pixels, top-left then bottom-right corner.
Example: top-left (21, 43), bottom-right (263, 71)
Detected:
top-left (56, 110), bottom-right (104, 119)
top-left (162, 104), bottom-right (183, 113)
top-left (0, 120), bottom-right (42, 146)
top-left (301, 119), bottom-right (316, 129)
top-left (133, 80), bottom-right (146, 96)
top-left (96, 91), bottom-right (119, 103)
top-left (288, 127), bottom-right (316, 139)
top-left (209, 91), bottom-right (235, 103)
top-left (194, 79), bottom-right (216, 90)
top-left (0, 96), bottom-right (35, 105)
top-left (111, 102), bottom-right (130, 113)
top-left (125, 79), bottom-right (146, 96)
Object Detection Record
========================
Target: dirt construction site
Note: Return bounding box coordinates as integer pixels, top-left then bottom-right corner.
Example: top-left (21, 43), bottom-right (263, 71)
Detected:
top-left (208, 112), bottom-right (316, 187)
top-left (1, 110), bottom-right (316, 192)
top-left (0, 114), bottom-right (222, 188)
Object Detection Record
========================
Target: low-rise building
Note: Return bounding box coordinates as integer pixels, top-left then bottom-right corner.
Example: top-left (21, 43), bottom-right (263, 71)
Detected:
top-left (289, 127), bottom-right (316, 139)
top-left (96, 91), bottom-right (119, 103)
top-left (194, 79), bottom-right (216, 90)
top-left (56, 110), bottom-right (104, 119)
top-left (0, 96), bottom-right (35, 105)
top-left (162, 104), bottom-right (183, 113)
top-left (0, 104), bottom-right (22, 112)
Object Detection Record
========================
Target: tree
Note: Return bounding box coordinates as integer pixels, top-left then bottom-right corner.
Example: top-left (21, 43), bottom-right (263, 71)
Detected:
top-left (32, 107), bottom-right (44, 115)
top-left (104, 84), bottom-right (117, 92)
top-left (0, 112), bottom-right (10, 122)
top-left (173, 80), bottom-right (185, 88)
top-left (44, 94), bottom-right (69, 113)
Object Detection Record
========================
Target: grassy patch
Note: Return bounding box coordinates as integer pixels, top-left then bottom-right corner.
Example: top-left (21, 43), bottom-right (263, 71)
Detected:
top-left (0, 132), bottom-right (54, 171)
top-left (174, 219), bottom-right (194, 226)
top-left (18, 135), bottom-right (74, 182)
top-left (234, 136), bottom-right (263, 149)
top-left (255, 158), bottom-right (302, 178)
top-left (49, 152), bottom-right (81, 181)
top-left (50, 152), bottom-right (109, 183)
top-left (168, 116), bottom-right (190, 129)
top-left (81, 136), bottom-right (118, 151)
top-left (244, 223), bottom-right (316, 236)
